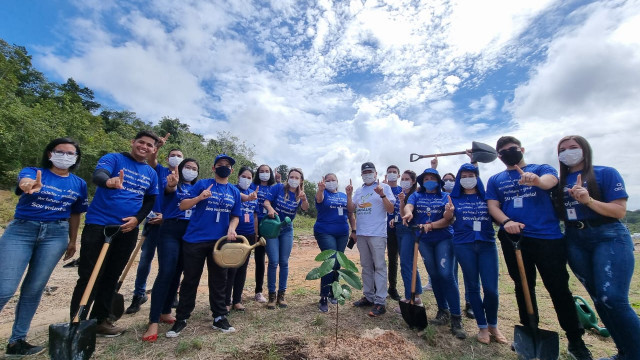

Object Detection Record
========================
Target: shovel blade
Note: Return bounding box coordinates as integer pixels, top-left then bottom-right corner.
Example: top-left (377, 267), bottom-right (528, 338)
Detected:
top-left (110, 293), bottom-right (125, 321)
top-left (513, 325), bottom-right (559, 360)
top-left (470, 141), bottom-right (498, 163)
top-left (399, 301), bottom-right (428, 331)
top-left (49, 320), bottom-right (97, 360)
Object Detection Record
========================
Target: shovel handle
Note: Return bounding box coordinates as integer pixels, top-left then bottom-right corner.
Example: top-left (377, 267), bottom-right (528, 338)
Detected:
top-left (410, 150), bottom-right (468, 162)
top-left (73, 242), bottom-right (111, 323)
top-left (409, 238), bottom-right (419, 303)
top-left (515, 248), bottom-right (535, 316)
top-left (117, 235), bottom-right (146, 285)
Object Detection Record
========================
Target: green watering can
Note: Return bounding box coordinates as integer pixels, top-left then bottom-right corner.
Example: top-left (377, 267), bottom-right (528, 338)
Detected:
top-left (259, 214), bottom-right (292, 239)
top-left (574, 295), bottom-right (610, 337)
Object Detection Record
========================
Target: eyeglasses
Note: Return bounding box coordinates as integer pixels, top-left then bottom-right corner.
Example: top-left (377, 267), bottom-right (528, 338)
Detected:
top-left (52, 150), bottom-right (77, 156)
top-left (498, 146), bottom-right (519, 156)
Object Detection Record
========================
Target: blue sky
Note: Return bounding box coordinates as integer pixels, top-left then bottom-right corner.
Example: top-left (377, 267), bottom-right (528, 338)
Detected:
top-left (2, 0), bottom-right (640, 210)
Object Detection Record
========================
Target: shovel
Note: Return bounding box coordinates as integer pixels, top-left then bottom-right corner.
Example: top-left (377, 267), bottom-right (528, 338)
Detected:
top-left (410, 141), bottom-right (498, 163)
top-left (110, 234), bottom-right (147, 320)
top-left (49, 225), bottom-right (121, 360)
top-left (399, 227), bottom-right (428, 330)
top-left (511, 236), bottom-right (559, 360)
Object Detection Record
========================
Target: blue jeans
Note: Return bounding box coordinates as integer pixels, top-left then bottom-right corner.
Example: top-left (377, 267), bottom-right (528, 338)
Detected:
top-left (134, 222), bottom-right (161, 297)
top-left (566, 222), bottom-right (640, 358)
top-left (149, 219), bottom-right (186, 323)
top-left (265, 225), bottom-right (294, 293)
top-left (453, 241), bottom-right (499, 328)
top-left (314, 232), bottom-right (348, 297)
top-left (397, 224), bottom-right (422, 300)
top-left (0, 219), bottom-right (69, 343)
top-left (419, 238), bottom-right (460, 315)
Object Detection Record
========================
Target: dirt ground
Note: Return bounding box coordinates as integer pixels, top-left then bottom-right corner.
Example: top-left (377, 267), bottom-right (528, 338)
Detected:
top-left (0, 232), bottom-right (635, 359)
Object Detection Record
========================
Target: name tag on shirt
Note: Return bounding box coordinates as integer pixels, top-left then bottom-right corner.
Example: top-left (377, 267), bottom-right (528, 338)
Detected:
top-left (338, 207), bottom-right (343, 216)
top-left (216, 211), bottom-right (220, 223)
top-left (244, 213), bottom-right (250, 223)
top-left (185, 209), bottom-right (192, 219)
top-left (473, 221), bottom-right (481, 232)
top-left (394, 214), bottom-right (399, 223)
top-left (263, 208), bottom-right (267, 214)
top-left (513, 197), bottom-right (523, 208)
top-left (567, 208), bottom-right (577, 220)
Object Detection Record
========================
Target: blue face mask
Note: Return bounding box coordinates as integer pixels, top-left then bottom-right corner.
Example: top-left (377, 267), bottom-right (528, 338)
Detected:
top-left (423, 180), bottom-right (439, 191)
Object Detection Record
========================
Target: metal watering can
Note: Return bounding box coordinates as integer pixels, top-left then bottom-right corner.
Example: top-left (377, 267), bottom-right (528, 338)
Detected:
top-left (258, 215), bottom-right (292, 239)
top-left (574, 296), bottom-right (610, 337)
top-left (213, 235), bottom-right (266, 268)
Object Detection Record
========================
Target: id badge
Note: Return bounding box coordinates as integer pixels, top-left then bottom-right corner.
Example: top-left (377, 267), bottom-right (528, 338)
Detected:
top-left (216, 211), bottom-right (220, 223)
top-left (513, 197), bottom-right (523, 208)
top-left (473, 221), bottom-right (481, 232)
top-left (244, 213), bottom-right (250, 223)
top-left (394, 214), bottom-right (399, 223)
top-left (567, 208), bottom-right (577, 220)
top-left (185, 209), bottom-right (192, 219)
top-left (338, 207), bottom-right (344, 216)
top-left (263, 207), bottom-right (267, 214)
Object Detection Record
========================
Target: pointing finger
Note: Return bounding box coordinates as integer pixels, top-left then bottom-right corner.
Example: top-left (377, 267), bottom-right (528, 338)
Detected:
top-left (349, 179), bottom-right (352, 186)
top-left (207, 184), bottom-right (213, 191)
top-left (255, 186), bottom-right (259, 193)
top-left (448, 195), bottom-right (453, 205)
top-left (35, 170), bottom-right (42, 184)
top-left (515, 165), bottom-right (525, 175)
top-left (576, 174), bottom-right (582, 187)
top-left (163, 133), bottom-right (171, 142)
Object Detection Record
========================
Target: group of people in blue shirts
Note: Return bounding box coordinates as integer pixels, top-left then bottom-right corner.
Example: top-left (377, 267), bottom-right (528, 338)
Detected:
top-left (0, 131), bottom-right (638, 360)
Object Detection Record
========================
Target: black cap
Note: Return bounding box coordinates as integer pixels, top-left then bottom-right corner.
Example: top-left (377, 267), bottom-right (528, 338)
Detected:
top-left (361, 162), bottom-right (376, 172)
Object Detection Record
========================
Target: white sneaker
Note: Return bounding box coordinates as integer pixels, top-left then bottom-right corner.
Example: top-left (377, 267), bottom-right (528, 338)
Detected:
top-left (254, 292), bottom-right (267, 303)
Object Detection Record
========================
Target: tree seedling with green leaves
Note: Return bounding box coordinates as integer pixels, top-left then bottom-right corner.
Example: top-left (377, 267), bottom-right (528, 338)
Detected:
top-left (305, 249), bottom-right (362, 344)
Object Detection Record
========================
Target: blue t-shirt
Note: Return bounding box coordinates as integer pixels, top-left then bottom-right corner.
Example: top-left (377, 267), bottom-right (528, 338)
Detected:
top-left (562, 166), bottom-right (628, 221)
top-left (251, 183), bottom-right (274, 222)
top-left (151, 164), bottom-right (169, 214)
top-left (266, 183), bottom-right (301, 224)
top-left (313, 190), bottom-right (349, 236)
top-left (407, 191), bottom-right (453, 242)
top-left (14, 167), bottom-right (88, 221)
top-left (485, 164), bottom-right (562, 239)
top-left (237, 186), bottom-right (258, 235)
top-left (162, 182), bottom-right (195, 220)
top-left (451, 194), bottom-right (495, 244)
top-left (182, 179), bottom-right (242, 243)
top-left (86, 153), bottom-right (159, 226)
top-left (387, 185), bottom-right (403, 227)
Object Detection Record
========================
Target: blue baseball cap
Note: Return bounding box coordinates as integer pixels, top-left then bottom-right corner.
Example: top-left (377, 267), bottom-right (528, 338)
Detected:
top-left (214, 154), bottom-right (235, 166)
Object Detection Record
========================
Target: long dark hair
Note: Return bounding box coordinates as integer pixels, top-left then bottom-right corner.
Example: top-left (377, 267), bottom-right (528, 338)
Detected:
top-left (177, 158), bottom-right (199, 185)
top-left (41, 138), bottom-right (82, 171)
top-left (253, 164), bottom-right (275, 186)
top-left (555, 135), bottom-right (601, 209)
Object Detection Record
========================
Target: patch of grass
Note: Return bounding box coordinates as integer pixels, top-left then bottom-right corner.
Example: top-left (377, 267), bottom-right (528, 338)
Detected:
top-left (175, 337), bottom-right (204, 356)
top-left (293, 214), bottom-right (315, 237)
top-left (311, 314), bottom-right (325, 326)
top-left (421, 324), bottom-right (437, 346)
top-left (0, 190), bottom-right (17, 227)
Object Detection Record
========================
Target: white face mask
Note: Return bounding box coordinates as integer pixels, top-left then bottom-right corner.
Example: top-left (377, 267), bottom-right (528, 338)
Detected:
top-left (50, 153), bottom-right (77, 170)
top-left (460, 177), bottom-right (478, 190)
top-left (443, 180), bottom-right (455, 192)
top-left (558, 148), bottom-right (583, 167)
top-left (288, 178), bottom-right (300, 189)
top-left (238, 177), bottom-right (252, 190)
top-left (400, 180), bottom-right (412, 190)
top-left (168, 156), bottom-right (183, 168)
top-left (386, 173), bottom-right (398, 182)
top-left (259, 173), bottom-right (270, 182)
top-left (182, 168), bottom-right (198, 182)
top-left (362, 173), bottom-right (376, 185)
top-left (325, 180), bottom-right (338, 191)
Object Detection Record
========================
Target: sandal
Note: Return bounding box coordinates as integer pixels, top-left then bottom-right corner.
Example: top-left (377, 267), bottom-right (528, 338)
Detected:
top-left (233, 303), bottom-right (246, 311)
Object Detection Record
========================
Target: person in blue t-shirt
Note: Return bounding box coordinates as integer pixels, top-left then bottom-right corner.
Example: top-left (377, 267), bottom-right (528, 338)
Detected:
top-left (225, 166), bottom-right (259, 312)
top-left (0, 138), bottom-right (88, 357)
top-left (249, 165), bottom-right (276, 304)
top-left (166, 154), bottom-right (242, 337)
top-left (449, 163), bottom-right (507, 345)
top-left (262, 168), bottom-right (310, 309)
top-left (395, 170), bottom-right (421, 304)
top-left (142, 158), bottom-right (199, 343)
top-left (402, 168), bottom-right (465, 339)
top-left (69, 130), bottom-right (159, 338)
top-left (556, 135), bottom-right (640, 359)
top-left (486, 136), bottom-right (589, 358)
top-left (383, 165), bottom-right (403, 301)
top-left (313, 173), bottom-right (356, 312)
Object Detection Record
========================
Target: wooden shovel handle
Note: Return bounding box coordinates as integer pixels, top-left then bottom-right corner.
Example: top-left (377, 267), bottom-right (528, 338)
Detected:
top-left (410, 239), bottom-right (419, 304)
top-left (73, 243), bottom-right (110, 322)
top-left (410, 150), bottom-right (468, 162)
top-left (117, 235), bottom-right (146, 284)
top-left (515, 248), bottom-right (535, 316)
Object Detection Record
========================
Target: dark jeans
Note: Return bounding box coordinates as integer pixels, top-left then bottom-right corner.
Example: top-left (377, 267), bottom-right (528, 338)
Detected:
top-left (420, 238), bottom-right (460, 315)
top-left (149, 219), bottom-right (186, 323)
top-left (314, 232), bottom-right (349, 297)
top-left (133, 222), bottom-right (161, 297)
top-left (255, 232), bottom-right (266, 294)
top-left (176, 240), bottom-right (228, 320)
top-left (566, 222), bottom-right (640, 358)
top-left (225, 233), bottom-right (256, 305)
top-left (387, 227), bottom-right (399, 291)
top-left (70, 224), bottom-right (138, 322)
top-left (498, 230), bottom-right (584, 342)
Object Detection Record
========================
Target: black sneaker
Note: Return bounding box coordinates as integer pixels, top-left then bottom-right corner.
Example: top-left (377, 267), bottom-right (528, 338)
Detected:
top-left (166, 319), bottom-right (187, 338)
top-left (430, 308), bottom-right (451, 326)
top-left (388, 288), bottom-right (401, 301)
top-left (319, 297), bottom-right (329, 313)
top-left (568, 340), bottom-right (593, 360)
top-left (6, 339), bottom-right (45, 357)
top-left (353, 297), bottom-right (374, 307)
top-left (367, 304), bottom-right (386, 317)
top-left (464, 302), bottom-right (475, 319)
top-left (212, 317), bottom-right (236, 333)
top-left (125, 294), bottom-right (148, 314)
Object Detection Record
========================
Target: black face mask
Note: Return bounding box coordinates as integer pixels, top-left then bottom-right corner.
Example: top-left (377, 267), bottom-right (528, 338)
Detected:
top-left (215, 166), bottom-right (232, 178)
top-left (499, 148), bottom-right (523, 166)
